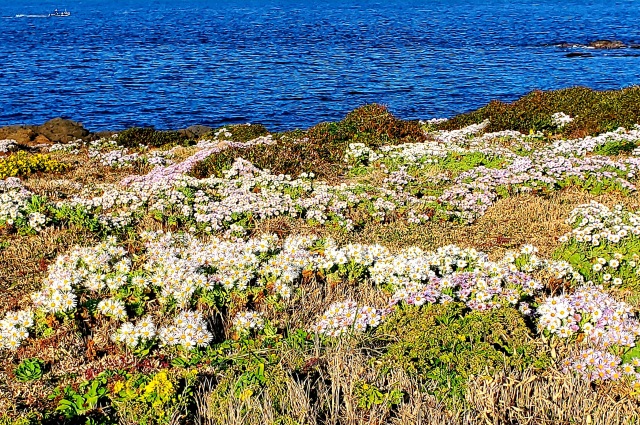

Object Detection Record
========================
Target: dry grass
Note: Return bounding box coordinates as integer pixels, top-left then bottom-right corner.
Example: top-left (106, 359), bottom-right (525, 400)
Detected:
top-left (193, 342), bottom-right (640, 425)
top-left (307, 187), bottom-right (640, 260)
top-left (0, 227), bottom-right (99, 312)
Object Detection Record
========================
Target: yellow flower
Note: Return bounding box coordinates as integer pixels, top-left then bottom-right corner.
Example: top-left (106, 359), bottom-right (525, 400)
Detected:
top-left (112, 381), bottom-right (124, 394)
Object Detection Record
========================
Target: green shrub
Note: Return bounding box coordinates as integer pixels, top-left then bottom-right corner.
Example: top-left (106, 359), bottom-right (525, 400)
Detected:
top-left (554, 240), bottom-right (640, 290)
top-left (441, 86), bottom-right (640, 137)
top-left (191, 104), bottom-right (425, 180)
top-left (376, 302), bottom-right (547, 403)
top-left (14, 358), bottom-right (44, 382)
top-left (593, 139), bottom-right (638, 156)
top-left (116, 127), bottom-right (191, 149)
top-left (203, 124), bottom-right (269, 143)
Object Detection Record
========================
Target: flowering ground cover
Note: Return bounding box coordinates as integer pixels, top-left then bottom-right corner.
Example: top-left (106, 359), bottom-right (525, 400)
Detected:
top-left (1, 100), bottom-right (640, 424)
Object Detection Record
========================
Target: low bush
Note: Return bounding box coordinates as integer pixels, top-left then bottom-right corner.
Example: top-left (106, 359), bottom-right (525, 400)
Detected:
top-left (116, 127), bottom-right (192, 149)
top-left (191, 104), bottom-right (426, 180)
top-left (441, 86), bottom-right (640, 137)
top-left (203, 123), bottom-right (269, 143)
top-left (376, 302), bottom-right (547, 402)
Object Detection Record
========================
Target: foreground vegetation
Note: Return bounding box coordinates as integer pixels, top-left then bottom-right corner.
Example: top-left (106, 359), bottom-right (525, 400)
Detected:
top-left (2, 87), bottom-right (640, 424)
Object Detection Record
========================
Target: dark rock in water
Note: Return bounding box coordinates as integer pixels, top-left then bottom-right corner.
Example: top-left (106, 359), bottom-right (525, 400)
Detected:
top-left (566, 52), bottom-right (593, 58)
top-left (630, 44), bottom-right (640, 49)
top-left (37, 118), bottom-right (90, 143)
top-left (179, 125), bottom-right (213, 139)
top-left (556, 40), bottom-right (626, 50)
top-left (587, 40), bottom-right (626, 49)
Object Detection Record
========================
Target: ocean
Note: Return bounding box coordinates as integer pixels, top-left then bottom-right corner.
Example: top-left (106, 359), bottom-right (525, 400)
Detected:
top-left (1, 0), bottom-right (639, 131)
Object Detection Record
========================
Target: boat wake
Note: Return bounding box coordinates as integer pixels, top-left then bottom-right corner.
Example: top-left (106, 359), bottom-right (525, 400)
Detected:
top-left (13, 14), bottom-right (50, 18)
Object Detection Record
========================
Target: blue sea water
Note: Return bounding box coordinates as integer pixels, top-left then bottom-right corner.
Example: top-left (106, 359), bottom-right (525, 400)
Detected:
top-left (1, 0), bottom-right (639, 132)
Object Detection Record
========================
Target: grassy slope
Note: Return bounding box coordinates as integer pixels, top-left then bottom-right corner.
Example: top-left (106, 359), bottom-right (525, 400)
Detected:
top-left (1, 87), bottom-right (640, 424)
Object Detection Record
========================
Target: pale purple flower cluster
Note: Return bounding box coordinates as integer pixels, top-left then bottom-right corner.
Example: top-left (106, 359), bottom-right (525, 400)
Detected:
top-left (311, 301), bottom-right (384, 337)
top-left (122, 133), bottom-right (275, 187)
top-left (439, 151), bottom-right (639, 222)
top-left (538, 287), bottom-right (640, 346)
top-left (384, 246), bottom-right (548, 311)
top-left (561, 348), bottom-right (623, 382)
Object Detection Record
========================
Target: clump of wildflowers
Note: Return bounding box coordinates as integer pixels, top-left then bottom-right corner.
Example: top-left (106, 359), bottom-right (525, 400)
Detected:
top-left (158, 310), bottom-right (212, 349)
top-left (537, 287), bottom-right (640, 347)
top-left (551, 112), bottom-right (574, 128)
top-left (232, 311), bottom-right (265, 335)
top-left (311, 301), bottom-right (384, 337)
top-left (561, 348), bottom-right (623, 382)
top-left (562, 202), bottom-right (640, 246)
top-left (112, 315), bottom-right (156, 348)
top-left (49, 140), bottom-right (82, 154)
top-left (0, 310), bottom-right (34, 350)
top-left (557, 202), bottom-right (640, 288)
top-left (0, 139), bottom-right (17, 153)
top-left (344, 143), bottom-right (381, 167)
top-left (1, 178), bottom-right (37, 229)
top-left (97, 298), bottom-right (127, 320)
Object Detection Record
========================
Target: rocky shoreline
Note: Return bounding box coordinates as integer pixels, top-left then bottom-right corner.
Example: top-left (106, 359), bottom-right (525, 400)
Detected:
top-left (0, 118), bottom-right (215, 152)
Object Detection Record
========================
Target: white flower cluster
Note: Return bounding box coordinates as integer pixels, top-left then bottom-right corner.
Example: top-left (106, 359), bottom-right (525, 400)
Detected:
top-left (551, 127), bottom-right (640, 157)
top-left (317, 241), bottom-right (390, 271)
top-left (538, 286), bottom-right (640, 346)
top-left (371, 244), bottom-right (483, 293)
top-left (31, 236), bottom-right (128, 314)
top-left (97, 298), bottom-right (127, 320)
top-left (112, 315), bottom-right (156, 348)
top-left (0, 139), bottom-right (17, 153)
top-left (0, 178), bottom-right (34, 228)
top-left (146, 149), bottom-right (175, 166)
top-left (589, 253), bottom-right (640, 284)
top-left (195, 133), bottom-right (275, 150)
top-left (0, 310), bottom-right (34, 350)
top-left (343, 143), bottom-right (382, 166)
top-left (158, 310), bottom-right (212, 349)
top-left (232, 311), bottom-right (265, 334)
top-left (561, 202), bottom-right (640, 245)
top-left (259, 234), bottom-right (319, 298)
top-left (311, 301), bottom-right (384, 337)
top-left (379, 141), bottom-right (450, 164)
top-left (28, 212), bottom-right (47, 231)
top-left (49, 140), bottom-right (82, 154)
top-left (422, 118), bottom-right (448, 125)
top-left (433, 119), bottom-right (490, 144)
top-left (551, 112), bottom-right (574, 128)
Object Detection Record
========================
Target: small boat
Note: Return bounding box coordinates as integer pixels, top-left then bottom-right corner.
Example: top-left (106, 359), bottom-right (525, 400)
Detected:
top-left (48, 9), bottom-right (70, 17)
